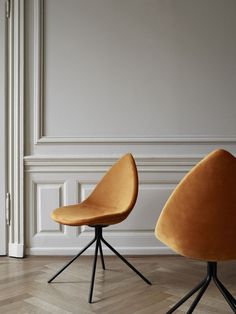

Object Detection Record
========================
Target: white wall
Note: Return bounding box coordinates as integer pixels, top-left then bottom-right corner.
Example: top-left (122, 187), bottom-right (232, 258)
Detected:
top-left (24, 0), bottom-right (236, 255)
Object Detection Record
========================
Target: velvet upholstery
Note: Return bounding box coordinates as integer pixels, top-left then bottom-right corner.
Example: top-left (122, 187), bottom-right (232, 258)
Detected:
top-left (155, 149), bottom-right (236, 261)
top-left (51, 153), bottom-right (138, 226)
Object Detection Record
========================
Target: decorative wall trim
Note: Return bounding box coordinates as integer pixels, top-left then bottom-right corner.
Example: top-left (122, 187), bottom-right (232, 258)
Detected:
top-left (25, 168), bottom-right (178, 255)
top-left (0, 0), bottom-right (7, 255)
top-left (8, 0), bottom-right (25, 258)
top-left (9, 243), bottom-right (24, 257)
top-left (33, 0), bottom-right (236, 146)
top-left (32, 181), bottom-right (65, 235)
top-left (35, 135), bottom-right (236, 145)
top-left (36, 136), bottom-right (236, 145)
top-left (34, 0), bottom-right (44, 145)
top-left (26, 246), bottom-right (175, 256)
top-left (24, 155), bottom-right (201, 173)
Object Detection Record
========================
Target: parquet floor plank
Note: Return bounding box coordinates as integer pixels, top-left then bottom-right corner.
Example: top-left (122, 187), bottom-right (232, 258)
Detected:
top-left (0, 256), bottom-right (235, 313)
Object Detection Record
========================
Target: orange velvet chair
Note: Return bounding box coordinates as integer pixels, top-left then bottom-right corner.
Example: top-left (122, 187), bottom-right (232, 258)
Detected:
top-left (155, 149), bottom-right (236, 313)
top-left (48, 153), bottom-right (151, 303)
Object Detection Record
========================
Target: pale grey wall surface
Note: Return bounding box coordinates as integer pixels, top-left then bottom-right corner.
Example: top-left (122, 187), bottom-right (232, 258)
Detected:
top-left (43, 0), bottom-right (236, 138)
top-left (24, 0), bottom-right (236, 255)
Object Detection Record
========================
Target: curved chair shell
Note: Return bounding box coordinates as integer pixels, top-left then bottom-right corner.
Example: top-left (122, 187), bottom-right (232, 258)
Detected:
top-left (51, 153), bottom-right (138, 226)
top-left (155, 149), bottom-right (236, 261)
top-left (49, 153), bottom-right (151, 304)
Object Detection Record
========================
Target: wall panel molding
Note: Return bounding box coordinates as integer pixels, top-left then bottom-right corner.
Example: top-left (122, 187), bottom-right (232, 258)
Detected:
top-left (34, 0), bottom-right (44, 145)
top-left (25, 160), bottom-right (180, 255)
top-left (25, 0), bottom-right (236, 257)
top-left (33, 0), bottom-right (236, 146)
top-left (26, 246), bottom-right (174, 256)
top-left (33, 182), bottom-right (65, 235)
top-left (24, 155), bottom-right (201, 173)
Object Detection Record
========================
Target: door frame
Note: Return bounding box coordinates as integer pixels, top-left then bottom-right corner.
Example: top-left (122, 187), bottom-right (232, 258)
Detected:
top-left (0, 0), bottom-right (7, 256)
top-left (7, 0), bottom-right (25, 258)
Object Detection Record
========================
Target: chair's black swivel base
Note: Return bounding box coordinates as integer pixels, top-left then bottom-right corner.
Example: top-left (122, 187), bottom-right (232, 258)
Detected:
top-left (48, 225), bottom-right (151, 303)
top-left (166, 261), bottom-right (236, 314)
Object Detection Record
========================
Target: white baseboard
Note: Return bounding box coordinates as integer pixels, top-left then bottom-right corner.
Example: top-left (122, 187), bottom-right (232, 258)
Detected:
top-left (26, 246), bottom-right (175, 256)
top-left (9, 243), bottom-right (24, 258)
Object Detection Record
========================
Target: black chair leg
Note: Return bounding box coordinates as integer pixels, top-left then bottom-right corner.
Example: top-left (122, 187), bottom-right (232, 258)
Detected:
top-left (98, 239), bottom-right (105, 270)
top-left (214, 278), bottom-right (236, 305)
top-left (214, 277), bottom-right (236, 312)
top-left (187, 277), bottom-right (211, 314)
top-left (48, 225), bottom-right (151, 304)
top-left (88, 238), bottom-right (100, 303)
top-left (101, 237), bottom-right (151, 285)
top-left (166, 278), bottom-right (207, 314)
top-left (166, 261), bottom-right (236, 313)
top-left (48, 237), bottom-right (97, 283)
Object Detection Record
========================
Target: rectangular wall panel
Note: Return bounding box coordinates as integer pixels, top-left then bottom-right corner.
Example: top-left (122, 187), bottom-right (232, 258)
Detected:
top-left (24, 0), bottom-right (236, 157)
top-left (34, 0), bottom-right (236, 141)
top-left (25, 161), bottom-right (184, 255)
top-left (35, 183), bottom-right (64, 234)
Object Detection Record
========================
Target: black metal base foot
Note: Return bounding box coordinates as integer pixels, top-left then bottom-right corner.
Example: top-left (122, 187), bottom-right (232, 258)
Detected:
top-left (48, 225), bottom-right (151, 303)
top-left (166, 262), bottom-right (236, 314)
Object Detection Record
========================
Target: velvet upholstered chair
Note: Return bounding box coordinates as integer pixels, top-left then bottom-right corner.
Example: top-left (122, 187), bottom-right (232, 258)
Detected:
top-left (48, 153), bottom-right (151, 303)
top-left (155, 149), bottom-right (236, 313)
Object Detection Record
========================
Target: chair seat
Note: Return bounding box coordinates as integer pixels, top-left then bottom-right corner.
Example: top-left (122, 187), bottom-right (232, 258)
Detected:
top-left (51, 203), bottom-right (126, 226)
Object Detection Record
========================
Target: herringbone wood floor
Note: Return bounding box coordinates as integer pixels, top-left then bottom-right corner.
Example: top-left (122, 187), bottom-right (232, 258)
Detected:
top-left (0, 255), bottom-right (235, 313)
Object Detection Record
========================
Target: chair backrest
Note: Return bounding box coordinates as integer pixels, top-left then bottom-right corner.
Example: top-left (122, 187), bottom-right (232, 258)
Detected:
top-left (85, 153), bottom-right (138, 218)
top-left (155, 149), bottom-right (236, 261)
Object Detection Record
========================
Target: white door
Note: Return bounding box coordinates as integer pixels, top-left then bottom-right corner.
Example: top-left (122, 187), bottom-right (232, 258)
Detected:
top-left (0, 0), bottom-right (7, 255)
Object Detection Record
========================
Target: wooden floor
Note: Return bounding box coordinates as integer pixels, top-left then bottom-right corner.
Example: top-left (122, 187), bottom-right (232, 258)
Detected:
top-left (0, 255), bottom-right (235, 313)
